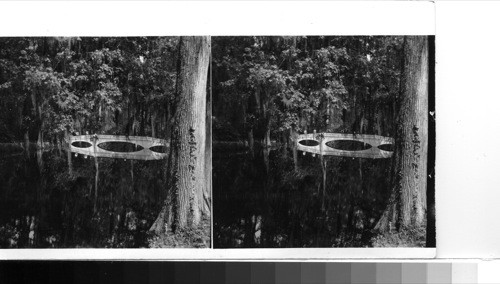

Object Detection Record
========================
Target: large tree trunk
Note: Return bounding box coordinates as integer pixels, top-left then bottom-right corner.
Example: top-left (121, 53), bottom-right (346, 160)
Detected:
top-left (166, 36), bottom-right (210, 231)
top-left (375, 36), bottom-right (429, 234)
top-left (203, 65), bottom-right (212, 217)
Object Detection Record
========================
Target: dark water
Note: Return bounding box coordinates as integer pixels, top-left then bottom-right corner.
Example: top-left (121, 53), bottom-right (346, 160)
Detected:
top-left (0, 147), bottom-right (166, 248)
top-left (213, 146), bottom-right (393, 248)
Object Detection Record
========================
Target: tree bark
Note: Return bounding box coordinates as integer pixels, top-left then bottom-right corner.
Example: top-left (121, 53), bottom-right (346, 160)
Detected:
top-left (36, 125), bottom-right (44, 169)
top-left (93, 141), bottom-right (99, 211)
top-left (203, 65), bottom-right (212, 216)
top-left (264, 122), bottom-right (271, 148)
top-left (65, 130), bottom-right (72, 175)
top-left (375, 36), bottom-right (429, 233)
top-left (24, 130), bottom-right (30, 157)
top-left (291, 128), bottom-right (298, 172)
top-left (167, 36), bottom-right (210, 230)
top-left (248, 128), bottom-right (255, 153)
top-left (281, 130), bottom-right (288, 157)
top-left (320, 157), bottom-right (327, 211)
top-left (151, 112), bottom-right (156, 138)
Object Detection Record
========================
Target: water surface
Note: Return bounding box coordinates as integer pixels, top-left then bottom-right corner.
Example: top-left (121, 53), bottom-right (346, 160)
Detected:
top-left (0, 147), bottom-right (165, 248)
top-left (213, 146), bottom-right (393, 248)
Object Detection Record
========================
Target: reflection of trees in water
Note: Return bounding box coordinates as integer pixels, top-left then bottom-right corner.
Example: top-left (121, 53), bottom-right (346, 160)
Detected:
top-left (0, 150), bottom-right (165, 248)
top-left (213, 146), bottom-right (392, 248)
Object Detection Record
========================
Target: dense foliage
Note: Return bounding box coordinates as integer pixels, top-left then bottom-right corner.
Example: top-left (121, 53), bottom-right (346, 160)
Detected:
top-left (0, 37), bottom-right (178, 144)
top-left (213, 36), bottom-right (404, 143)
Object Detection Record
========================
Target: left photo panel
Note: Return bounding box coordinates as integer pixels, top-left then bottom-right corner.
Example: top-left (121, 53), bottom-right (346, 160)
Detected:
top-left (0, 37), bottom-right (211, 248)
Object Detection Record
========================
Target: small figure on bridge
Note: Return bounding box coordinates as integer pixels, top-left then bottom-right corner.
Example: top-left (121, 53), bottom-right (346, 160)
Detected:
top-left (90, 134), bottom-right (99, 143)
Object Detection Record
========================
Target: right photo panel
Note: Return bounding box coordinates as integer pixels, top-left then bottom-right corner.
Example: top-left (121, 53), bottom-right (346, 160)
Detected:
top-left (212, 36), bottom-right (435, 249)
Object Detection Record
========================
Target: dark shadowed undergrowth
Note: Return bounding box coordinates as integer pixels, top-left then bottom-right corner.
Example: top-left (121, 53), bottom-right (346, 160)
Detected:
top-left (371, 225), bottom-right (426, 247)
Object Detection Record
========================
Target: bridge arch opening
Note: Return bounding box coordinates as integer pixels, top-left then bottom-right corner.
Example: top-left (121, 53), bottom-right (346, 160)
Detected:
top-left (149, 145), bottom-right (168, 154)
top-left (378, 144), bottom-right (394, 152)
top-left (325, 140), bottom-right (372, 151)
top-left (298, 139), bottom-right (320, 147)
top-left (97, 142), bottom-right (144, 153)
top-left (71, 141), bottom-right (92, 148)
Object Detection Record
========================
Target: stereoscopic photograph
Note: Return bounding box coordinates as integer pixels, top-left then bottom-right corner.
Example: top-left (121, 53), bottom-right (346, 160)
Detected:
top-left (0, 36), bottom-right (211, 248)
top-left (212, 36), bottom-right (435, 248)
top-left (0, 35), bottom-right (435, 252)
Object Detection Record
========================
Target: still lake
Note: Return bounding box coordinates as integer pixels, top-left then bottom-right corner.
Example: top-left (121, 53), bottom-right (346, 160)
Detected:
top-left (213, 146), bottom-right (393, 248)
top-left (0, 145), bottom-right (165, 248)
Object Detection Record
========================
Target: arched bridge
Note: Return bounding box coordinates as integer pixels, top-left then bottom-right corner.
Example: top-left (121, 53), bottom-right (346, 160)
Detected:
top-left (69, 135), bottom-right (169, 161)
top-left (297, 132), bottom-right (394, 159)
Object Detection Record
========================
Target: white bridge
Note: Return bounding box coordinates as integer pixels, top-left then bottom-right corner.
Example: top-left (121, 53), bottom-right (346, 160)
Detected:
top-left (297, 132), bottom-right (394, 159)
top-left (69, 135), bottom-right (169, 160)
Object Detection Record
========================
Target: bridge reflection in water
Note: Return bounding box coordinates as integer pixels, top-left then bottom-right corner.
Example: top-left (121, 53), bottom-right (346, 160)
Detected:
top-left (297, 132), bottom-right (394, 159)
top-left (69, 135), bottom-right (169, 160)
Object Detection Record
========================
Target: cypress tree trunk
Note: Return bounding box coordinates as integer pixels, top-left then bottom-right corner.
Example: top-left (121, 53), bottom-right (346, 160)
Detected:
top-left (36, 125), bottom-right (44, 169)
top-left (57, 135), bottom-right (62, 156)
top-left (264, 122), bottom-right (271, 147)
top-left (282, 131), bottom-right (288, 157)
top-left (203, 68), bottom-right (212, 216)
top-left (248, 128), bottom-right (255, 153)
top-left (291, 128), bottom-right (298, 172)
top-left (24, 130), bottom-right (30, 157)
top-left (93, 141), bottom-right (99, 211)
top-left (375, 36), bottom-right (429, 234)
top-left (321, 157), bottom-right (327, 211)
top-left (168, 36), bottom-right (210, 230)
top-left (65, 130), bottom-right (72, 175)
top-left (151, 112), bottom-right (156, 138)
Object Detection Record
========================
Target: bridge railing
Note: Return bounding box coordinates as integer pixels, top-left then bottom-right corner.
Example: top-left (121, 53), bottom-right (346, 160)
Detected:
top-left (68, 134), bottom-right (169, 161)
top-left (296, 132), bottom-right (394, 159)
